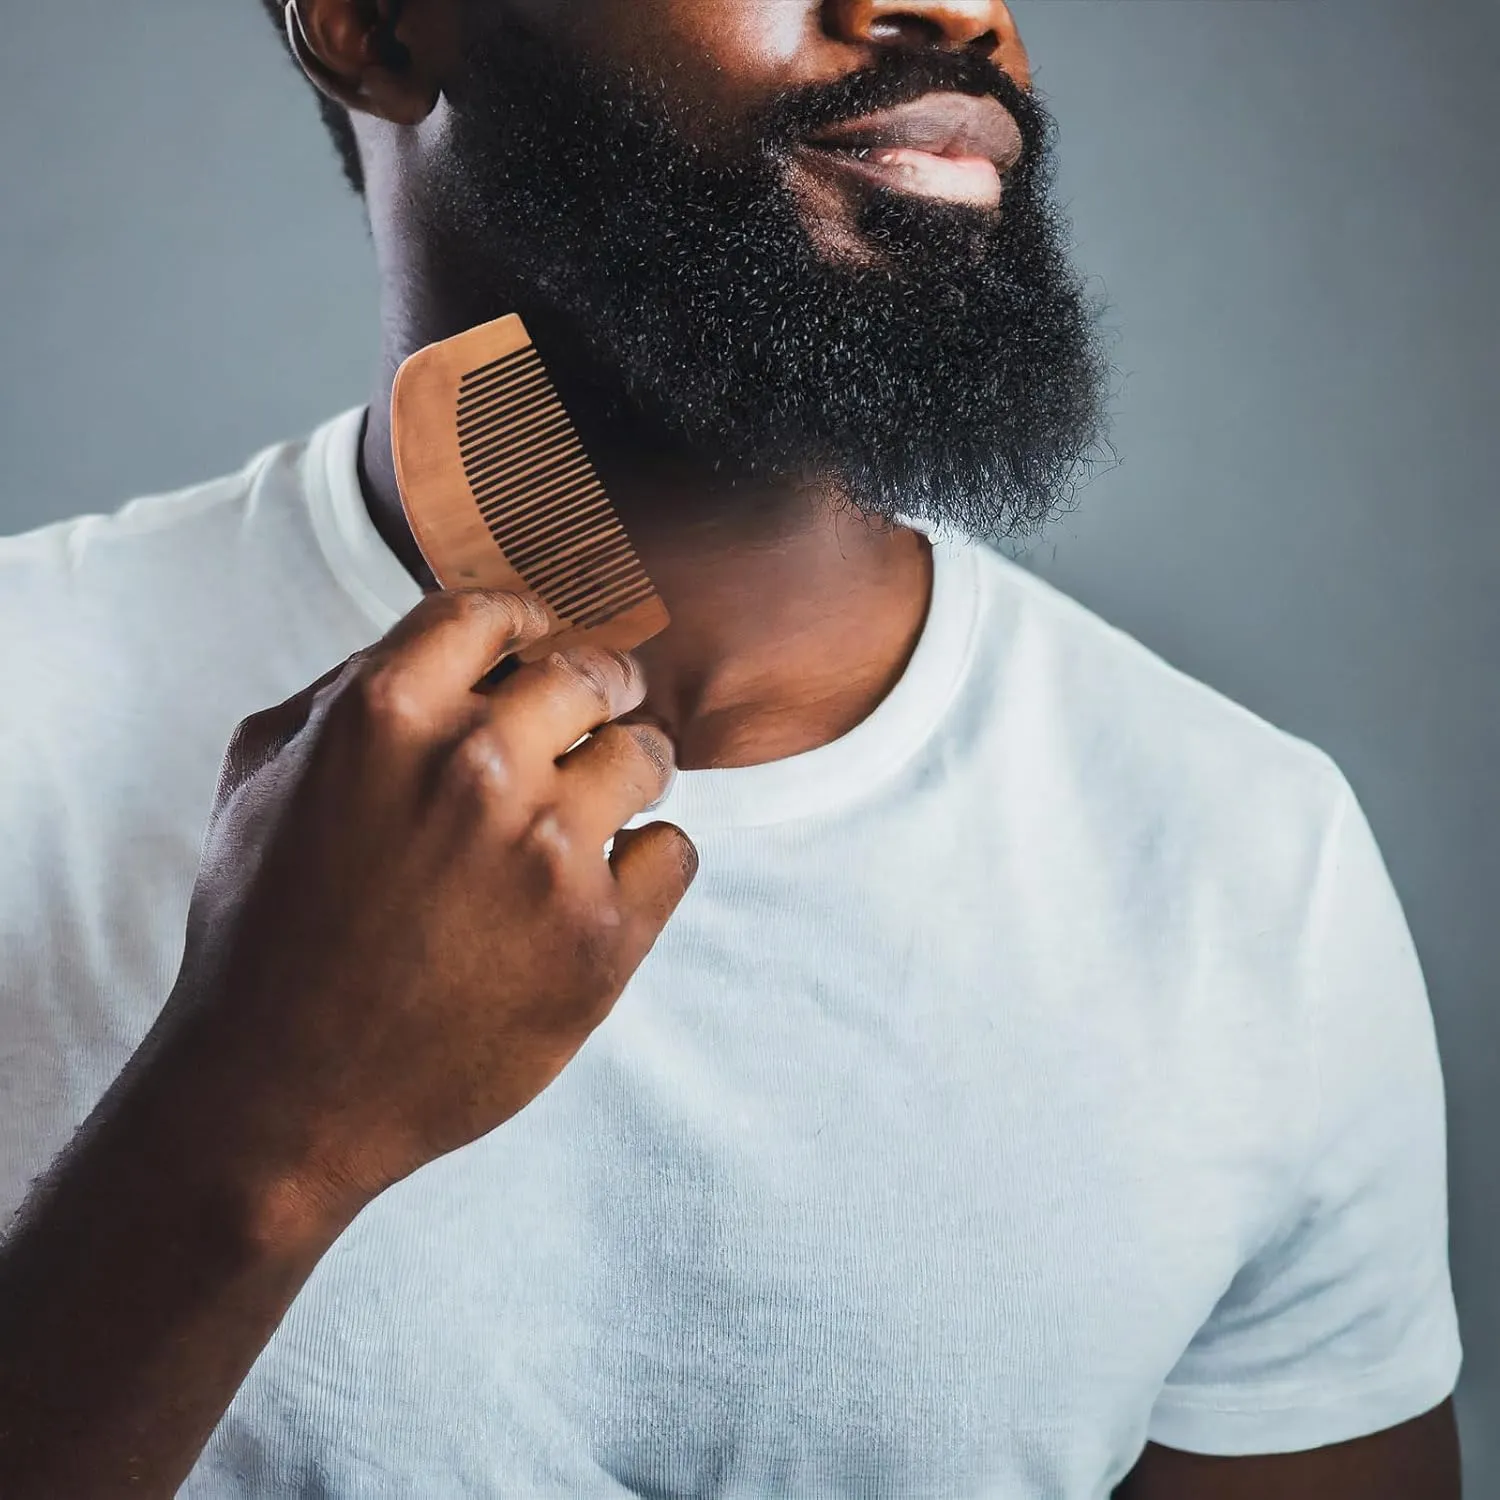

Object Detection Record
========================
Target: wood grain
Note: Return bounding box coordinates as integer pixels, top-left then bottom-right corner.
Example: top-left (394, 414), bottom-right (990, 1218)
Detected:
top-left (390, 313), bottom-right (669, 663)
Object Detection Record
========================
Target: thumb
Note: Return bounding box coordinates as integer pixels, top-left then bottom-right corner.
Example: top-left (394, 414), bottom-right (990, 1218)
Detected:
top-left (609, 819), bottom-right (700, 966)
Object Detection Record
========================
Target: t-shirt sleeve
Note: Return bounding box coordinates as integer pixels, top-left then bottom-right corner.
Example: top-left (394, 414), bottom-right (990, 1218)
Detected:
top-left (1145, 770), bottom-right (1463, 1456)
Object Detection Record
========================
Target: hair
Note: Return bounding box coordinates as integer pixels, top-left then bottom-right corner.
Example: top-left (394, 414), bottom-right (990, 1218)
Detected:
top-left (258, 0), bottom-right (366, 196)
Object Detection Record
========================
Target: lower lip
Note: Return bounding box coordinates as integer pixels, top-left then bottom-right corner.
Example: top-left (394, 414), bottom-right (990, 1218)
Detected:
top-left (798, 144), bottom-right (1003, 208)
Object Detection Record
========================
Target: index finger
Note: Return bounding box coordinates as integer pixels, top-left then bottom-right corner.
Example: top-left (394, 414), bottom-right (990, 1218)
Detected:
top-left (362, 588), bottom-right (553, 718)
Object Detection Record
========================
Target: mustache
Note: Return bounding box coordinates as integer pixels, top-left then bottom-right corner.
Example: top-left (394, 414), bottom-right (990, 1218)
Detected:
top-left (755, 47), bottom-right (1048, 169)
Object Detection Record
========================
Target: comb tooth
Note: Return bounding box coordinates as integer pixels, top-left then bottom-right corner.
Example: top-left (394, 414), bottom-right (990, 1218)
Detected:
top-left (458, 382), bottom-right (557, 432)
top-left (458, 347), bottom-right (543, 400)
top-left (527, 526), bottom-right (636, 588)
top-left (464, 430), bottom-right (580, 495)
top-left (477, 459), bottom-right (599, 515)
top-left (458, 387), bottom-right (560, 442)
top-left (465, 359), bottom-right (549, 393)
top-left (456, 375), bottom-right (558, 435)
top-left (458, 379), bottom-right (569, 438)
top-left (528, 537), bottom-right (637, 606)
top-left (502, 497), bottom-right (617, 567)
top-left (458, 345), bottom-right (541, 388)
top-left (488, 477), bottom-right (607, 532)
top-left (462, 418), bottom-right (569, 468)
top-left (459, 387), bottom-right (574, 443)
top-left (578, 576), bottom-right (658, 628)
top-left (478, 488), bottom-right (602, 545)
top-left (463, 402), bottom-right (581, 448)
top-left (469, 449), bottom-right (592, 508)
top-left (456, 408), bottom-right (573, 465)
top-left (458, 351), bottom-right (545, 399)
top-left (505, 503), bottom-right (620, 574)
top-left (545, 550), bottom-right (644, 614)
top-left (556, 563), bottom-right (655, 627)
top-left (471, 443), bottom-right (592, 491)
top-left (477, 473), bottom-right (600, 530)
top-left (457, 374), bottom-right (547, 422)
top-left (459, 343), bottom-right (536, 384)
top-left (478, 478), bottom-right (599, 532)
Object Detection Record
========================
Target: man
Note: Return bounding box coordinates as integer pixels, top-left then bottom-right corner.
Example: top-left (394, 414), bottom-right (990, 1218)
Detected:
top-left (0, 0), bottom-right (1463, 1494)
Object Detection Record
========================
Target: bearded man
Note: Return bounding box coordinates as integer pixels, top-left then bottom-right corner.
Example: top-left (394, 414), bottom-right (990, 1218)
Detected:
top-left (0, 2), bottom-right (1462, 1497)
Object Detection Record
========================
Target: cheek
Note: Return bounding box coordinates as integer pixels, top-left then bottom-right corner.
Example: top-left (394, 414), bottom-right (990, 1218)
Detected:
top-left (492, 0), bottom-right (1032, 118)
top-left (548, 0), bottom-right (829, 113)
top-left (664, 0), bottom-right (822, 77)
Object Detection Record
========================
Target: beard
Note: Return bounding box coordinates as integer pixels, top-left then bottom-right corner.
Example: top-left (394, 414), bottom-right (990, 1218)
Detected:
top-left (418, 18), bottom-right (1113, 545)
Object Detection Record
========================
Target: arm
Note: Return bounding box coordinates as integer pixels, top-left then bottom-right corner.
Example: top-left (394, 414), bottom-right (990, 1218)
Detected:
top-left (0, 589), bottom-right (690, 1497)
top-left (0, 1017), bottom-right (362, 1500)
top-left (1115, 1398), bottom-right (1461, 1499)
top-left (1124, 770), bottom-right (1463, 1497)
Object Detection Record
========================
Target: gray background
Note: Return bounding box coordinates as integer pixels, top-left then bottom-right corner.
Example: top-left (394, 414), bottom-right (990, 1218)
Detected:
top-left (2, 0), bottom-right (1495, 1486)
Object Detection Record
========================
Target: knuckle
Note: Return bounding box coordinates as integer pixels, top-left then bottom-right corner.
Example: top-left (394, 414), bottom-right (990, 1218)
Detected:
top-left (448, 731), bottom-right (515, 800)
top-left (222, 709), bottom-right (289, 779)
top-left (518, 805), bottom-right (575, 881)
top-left (574, 898), bottom-right (630, 981)
top-left (352, 666), bottom-right (427, 735)
top-left (225, 713), bottom-right (263, 754)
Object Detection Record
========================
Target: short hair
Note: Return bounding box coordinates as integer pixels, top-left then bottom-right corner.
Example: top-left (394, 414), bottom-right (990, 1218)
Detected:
top-left (258, 0), bottom-right (366, 196)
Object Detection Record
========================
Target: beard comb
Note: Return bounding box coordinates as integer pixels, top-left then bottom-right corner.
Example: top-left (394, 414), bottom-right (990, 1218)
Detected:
top-left (390, 313), bottom-right (670, 664)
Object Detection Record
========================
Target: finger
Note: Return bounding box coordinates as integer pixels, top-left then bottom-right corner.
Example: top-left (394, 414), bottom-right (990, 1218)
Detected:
top-left (554, 721), bottom-right (676, 849)
top-left (216, 652), bottom-right (364, 805)
top-left (469, 645), bottom-right (648, 768)
top-left (358, 589), bottom-right (553, 730)
top-left (609, 820), bottom-right (699, 962)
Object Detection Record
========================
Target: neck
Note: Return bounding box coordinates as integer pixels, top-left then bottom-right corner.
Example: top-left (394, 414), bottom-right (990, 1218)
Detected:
top-left (357, 260), bottom-right (934, 772)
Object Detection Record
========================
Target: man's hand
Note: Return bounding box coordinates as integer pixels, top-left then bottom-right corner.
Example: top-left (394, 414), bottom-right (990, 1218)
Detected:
top-left (0, 587), bottom-right (698, 1498)
top-left (169, 585), bottom-right (698, 1228)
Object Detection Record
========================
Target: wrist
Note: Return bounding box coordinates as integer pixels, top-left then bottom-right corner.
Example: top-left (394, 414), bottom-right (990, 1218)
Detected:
top-left (124, 1009), bottom-right (374, 1262)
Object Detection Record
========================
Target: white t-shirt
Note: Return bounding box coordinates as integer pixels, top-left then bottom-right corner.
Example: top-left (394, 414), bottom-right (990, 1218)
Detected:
top-left (0, 408), bottom-right (1461, 1498)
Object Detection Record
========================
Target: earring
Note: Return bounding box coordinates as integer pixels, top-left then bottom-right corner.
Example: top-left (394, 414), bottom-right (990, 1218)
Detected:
top-left (284, 0), bottom-right (349, 99)
top-left (283, 0), bottom-right (436, 118)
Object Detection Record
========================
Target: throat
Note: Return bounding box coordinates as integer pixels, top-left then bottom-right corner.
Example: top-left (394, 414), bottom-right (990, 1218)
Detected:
top-left (631, 524), bottom-right (936, 772)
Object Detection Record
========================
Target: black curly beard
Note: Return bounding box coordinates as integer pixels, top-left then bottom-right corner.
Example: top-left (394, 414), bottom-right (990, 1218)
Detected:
top-left (418, 17), bottom-right (1113, 544)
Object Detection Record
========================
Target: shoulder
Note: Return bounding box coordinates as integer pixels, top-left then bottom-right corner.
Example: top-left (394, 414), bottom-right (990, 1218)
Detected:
top-left (965, 541), bottom-right (1351, 918)
top-left (0, 419), bottom-right (380, 849)
top-left (0, 440), bottom-right (265, 656)
top-left (0, 432), bottom-right (306, 642)
top-left (0, 420), bottom-right (362, 722)
top-left (971, 541), bottom-right (1347, 790)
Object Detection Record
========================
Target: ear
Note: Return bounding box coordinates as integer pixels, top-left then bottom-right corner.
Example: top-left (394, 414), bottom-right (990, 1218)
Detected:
top-left (285, 0), bottom-right (440, 127)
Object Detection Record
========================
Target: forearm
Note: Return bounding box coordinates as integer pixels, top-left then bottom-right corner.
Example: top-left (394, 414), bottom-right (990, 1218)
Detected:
top-left (0, 1015), bottom-right (360, 1499)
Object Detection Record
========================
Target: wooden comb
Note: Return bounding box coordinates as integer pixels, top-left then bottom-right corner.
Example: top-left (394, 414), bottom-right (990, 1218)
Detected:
top-left (391, 313), bottom-right (670, 664)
